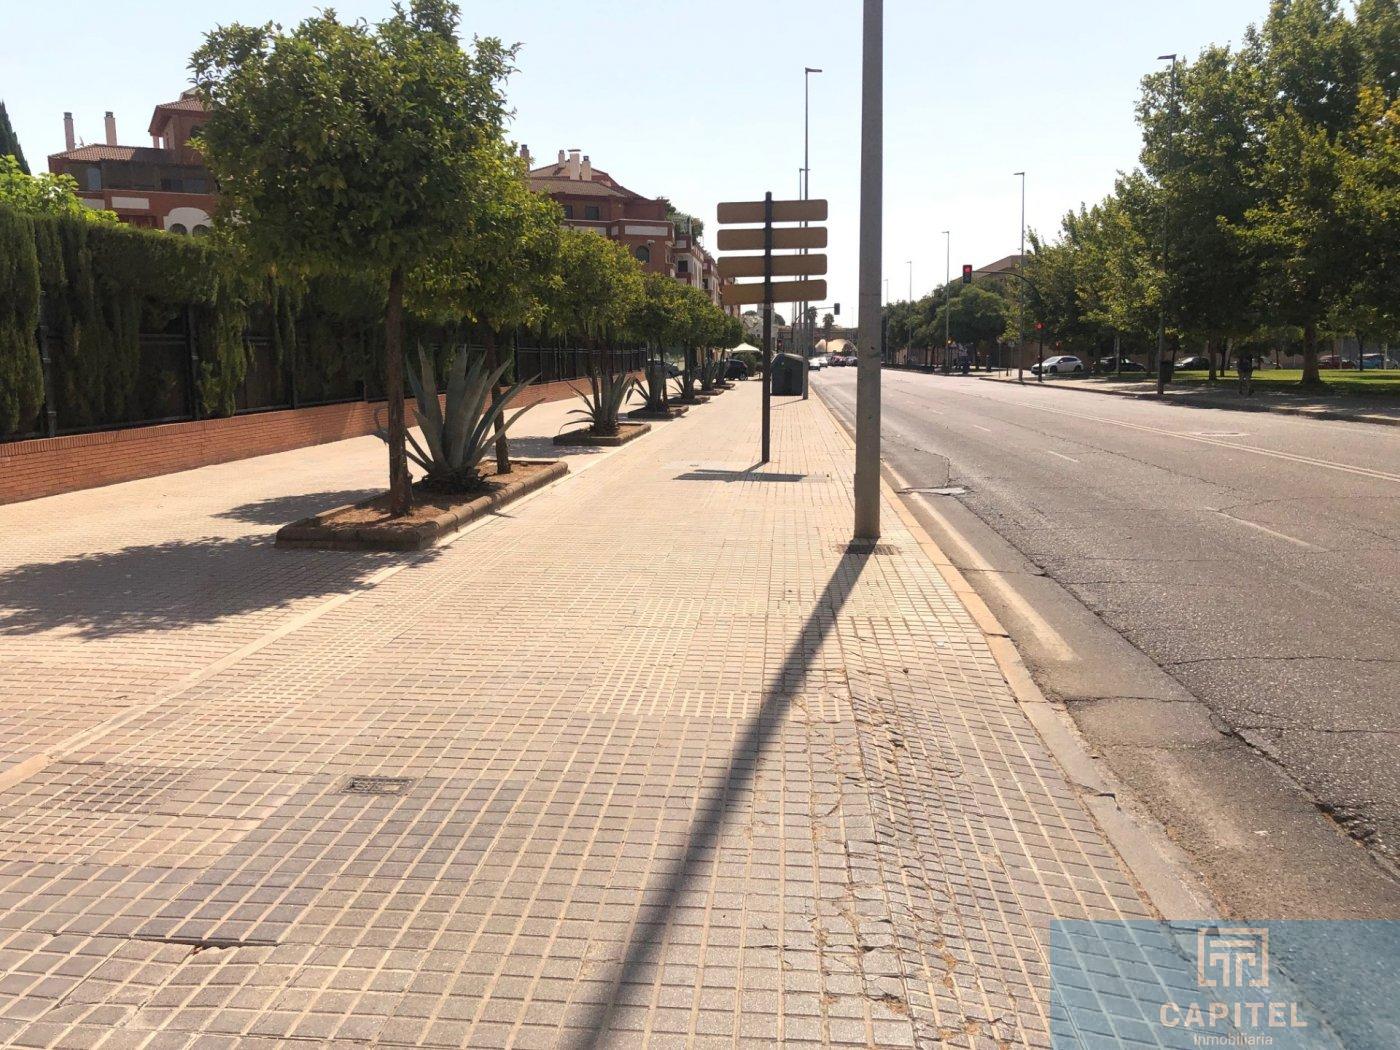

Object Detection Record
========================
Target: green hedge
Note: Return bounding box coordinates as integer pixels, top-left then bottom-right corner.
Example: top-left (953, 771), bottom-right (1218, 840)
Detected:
top-left (0, 208), bottom-right (43, 433)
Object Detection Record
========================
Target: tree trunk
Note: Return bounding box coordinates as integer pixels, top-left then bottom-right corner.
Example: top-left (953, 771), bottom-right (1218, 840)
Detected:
top-left (1207, 337), bottom-right (1217, 383)
top-left (1301, 323), bottom-right (1321, 387)
top-left (483, 328), bottom-right (510, 475)
top-left (385, 266), bottom-right (411, 517)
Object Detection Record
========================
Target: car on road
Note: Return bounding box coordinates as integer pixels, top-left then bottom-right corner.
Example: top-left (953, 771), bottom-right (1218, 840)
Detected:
top-left (808, 355), bottom-right (828, 370)
top-left (1095, 357), bottom-right (1147, 374)
top-left (723, 358), bottom-right (750, 380)
top-left (1030, 355), bottom-right (1084, 375)
top-left (1176, 356), bottom-right (1211, 371)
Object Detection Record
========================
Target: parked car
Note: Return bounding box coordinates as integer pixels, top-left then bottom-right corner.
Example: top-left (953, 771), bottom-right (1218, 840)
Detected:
top-left (723, 358), bottom-right (750, 380)
top-left (1030, 355), bottom-right (1084, 375)
top-left (809, 355), bottom-right (828, 370)
top-left (828, 355), bottom-right (850, 367)
top-left (1096, 356), bottom-right (1147, 374)
top-left (1176, 356), bottom-right (1211, 371)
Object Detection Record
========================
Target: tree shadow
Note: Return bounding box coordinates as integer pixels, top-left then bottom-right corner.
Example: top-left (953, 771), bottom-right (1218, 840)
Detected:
top-left (215, 489), bottom-right (383, 526)
top-left (569, 543), bottom-right (873, 1047)
top-left (0, 535), bottom-right (429, 639)
top-left (673, 468), bottom-right (808, 483)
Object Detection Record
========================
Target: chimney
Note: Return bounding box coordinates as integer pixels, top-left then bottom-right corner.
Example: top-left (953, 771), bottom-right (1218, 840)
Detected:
top-left (581, 155), bottom-right (592, 181)
top-left (557, 148), bottom-right (566, 165)
top-left (519, 142), bottom-right (532, 168)
top-left (567, 149), bottom-right (581, 180)
top-left (104, 111), bottom-right (117, 146)
top-left (152, 134), bottom-right (161, 148)
top-left (63, 112), bottom-right (75, 151)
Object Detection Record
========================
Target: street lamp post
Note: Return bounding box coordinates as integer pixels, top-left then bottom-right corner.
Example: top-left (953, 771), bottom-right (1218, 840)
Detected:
top-left (1014, 171), bottom-right (1026, 381)
top-left (942, 229), bottom-right (951, 368)
top-left (1155, 53), bottom-right (1179, 397)
top-left (853, 0), bottom-right (882, 540)
top-left (802, 67), bottom-right (822, 358)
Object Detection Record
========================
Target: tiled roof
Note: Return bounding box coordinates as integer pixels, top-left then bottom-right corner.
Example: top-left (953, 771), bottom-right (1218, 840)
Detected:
top-left (149, 96), bottom-right (206, 135)
top-left (528, 176), bottom-right (628, 199)
top-left (526, 163), bottom-right (648, 200)
top-left (49, 144), bottom-right (171, 163)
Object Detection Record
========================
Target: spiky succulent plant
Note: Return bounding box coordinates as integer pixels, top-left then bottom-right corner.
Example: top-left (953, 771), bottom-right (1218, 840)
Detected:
top-left (566, 355), bottom-right (637, 436)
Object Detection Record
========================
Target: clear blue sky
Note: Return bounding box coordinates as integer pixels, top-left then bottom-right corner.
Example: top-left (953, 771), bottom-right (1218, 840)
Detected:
top-left (3, 0), bottom-right (1267, 325)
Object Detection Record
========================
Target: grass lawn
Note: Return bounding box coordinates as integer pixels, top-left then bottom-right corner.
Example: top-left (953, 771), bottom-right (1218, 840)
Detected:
top-left (1091, 369), bottom-right (1400, 398)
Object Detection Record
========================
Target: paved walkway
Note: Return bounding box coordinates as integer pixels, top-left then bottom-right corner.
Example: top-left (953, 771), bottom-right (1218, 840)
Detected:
top-left (0, 385), bottom-right (1154, 1048)
top-left (976, 371), bottom-right (1400, 427)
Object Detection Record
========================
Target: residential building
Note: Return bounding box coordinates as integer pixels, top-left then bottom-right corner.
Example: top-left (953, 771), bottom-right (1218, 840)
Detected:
top-left (524, 146), bottom-right (735, 314)
top-left (48, 91), bottom-right (217, 234)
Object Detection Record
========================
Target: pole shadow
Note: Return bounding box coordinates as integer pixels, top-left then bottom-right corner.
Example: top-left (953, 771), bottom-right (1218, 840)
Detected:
top-left (568, 542), bottom-right (873, 1047)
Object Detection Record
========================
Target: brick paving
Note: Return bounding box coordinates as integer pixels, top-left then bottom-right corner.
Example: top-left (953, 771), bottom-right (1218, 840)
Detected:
top-left (0, 385), bottom-right (1156, 1048)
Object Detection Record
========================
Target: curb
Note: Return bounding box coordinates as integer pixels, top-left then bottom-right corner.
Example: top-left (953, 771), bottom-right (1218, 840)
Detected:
top-left (809, 384), bottom-right (1221, 922)
top-left (975, 374), bottom-right (1400, 428)
top-left (552, 422), bottom-right (652, 447)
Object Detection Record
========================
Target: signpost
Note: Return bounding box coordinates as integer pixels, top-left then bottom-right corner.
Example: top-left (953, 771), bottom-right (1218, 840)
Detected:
top-left (718, 195), bottom-right (828, 462)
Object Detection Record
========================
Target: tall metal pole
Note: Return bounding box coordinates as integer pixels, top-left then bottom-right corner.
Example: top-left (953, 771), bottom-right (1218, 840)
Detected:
top-left (762, 192), bottom-right (773, 463)
top-left (942, 230), bottom-right (951, 362)
top-left (1015, 171), bottom-right (1026, 381)
top-left (853, 0), bottom-right (883, 539)
top-left (1155, 54), bottom-right (1178, 397)
top-left (803, 67), bottom-right (821, 360)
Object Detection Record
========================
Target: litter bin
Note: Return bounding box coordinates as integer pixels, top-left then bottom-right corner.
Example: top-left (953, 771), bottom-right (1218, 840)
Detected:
top-left (770, 353), bottom-right (807, 396)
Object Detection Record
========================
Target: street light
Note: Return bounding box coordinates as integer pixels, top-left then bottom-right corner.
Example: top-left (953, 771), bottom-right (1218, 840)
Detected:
top-left (942, 230), bottom-right (951, 369)
top-left (802, 67), bottom-right (822, 357)
top-left (853, 1), bottom-right (881, 539)
top-left (1014, 171), bottom-right (1026, 381)
top-left (906, 259), bottom-right (913, 302)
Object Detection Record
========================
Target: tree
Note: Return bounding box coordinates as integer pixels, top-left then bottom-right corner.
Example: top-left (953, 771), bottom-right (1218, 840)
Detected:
top-left (935, 286), bottom-right (1009, 359)
top-left (822, 312), bottom-right (835, 344)
top-left (0, 156), bottom-right (117, 223)
top-left (0, 101), bottom-right (29, 175)
top-left (546, 228), bottom-right (644, 347)
top-left (410, 143), bottom-right (561, 473)
top-left (191, 0), bottom-right (515, 514)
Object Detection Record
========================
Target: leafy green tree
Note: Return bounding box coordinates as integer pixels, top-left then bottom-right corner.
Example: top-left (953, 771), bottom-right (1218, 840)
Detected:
top-left (0, 156), bottom-right (118, 222)
top-left (191, 0), bottom-right (515, 514)
top-left (546, 228), bottom-right (644, 346)
top-left (0, 101), bottom-right (29, 175)
top-left (935, 286), bottom-right (1008, 358)
top-left (410, 143), bottom-right (561, 472)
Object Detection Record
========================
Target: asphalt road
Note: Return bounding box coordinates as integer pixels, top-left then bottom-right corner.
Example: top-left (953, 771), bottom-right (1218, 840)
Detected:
top-left (815, 367), bottom-right (1400, 918)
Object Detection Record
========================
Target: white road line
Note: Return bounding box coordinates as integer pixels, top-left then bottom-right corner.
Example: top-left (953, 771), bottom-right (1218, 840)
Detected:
top-left (1046, 450), bottom-right (1080, 463)
top-left (910, 491), bottom-right (1078, 663)
top-left (971, 388), bottom-right (1400, 484)
top-left (969, 423), bottom-right (993, 432)
top-left (1213, 511), bottom-right (1320, 550)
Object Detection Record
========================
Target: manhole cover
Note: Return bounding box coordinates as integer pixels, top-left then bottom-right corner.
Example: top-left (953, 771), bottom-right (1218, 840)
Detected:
top-left (836, 541), bottom-right (900, 556)
top-left (342, 776), bottom-right (415, 795)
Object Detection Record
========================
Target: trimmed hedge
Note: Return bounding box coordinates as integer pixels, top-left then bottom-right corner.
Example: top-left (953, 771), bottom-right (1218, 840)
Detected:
top-left (0, 208), bottom-right (42, 433)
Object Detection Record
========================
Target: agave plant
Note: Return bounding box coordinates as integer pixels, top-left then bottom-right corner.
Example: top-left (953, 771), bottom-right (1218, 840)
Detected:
top-left (378, 346), bottom-right (537, 493)
top-left (671, 352), bottom-right (698, 402)
top-left (638, 354), bottom-right (669, 411)
top-left (567, 360), bottom-right (637, 437)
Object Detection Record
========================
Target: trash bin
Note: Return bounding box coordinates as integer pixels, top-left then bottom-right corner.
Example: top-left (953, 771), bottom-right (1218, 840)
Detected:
top-left (770, 353), bottom-right (807, 396)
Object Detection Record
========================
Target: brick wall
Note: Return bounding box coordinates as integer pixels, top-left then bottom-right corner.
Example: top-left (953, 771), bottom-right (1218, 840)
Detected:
top-left (0, 377), bottom-right (600, 506)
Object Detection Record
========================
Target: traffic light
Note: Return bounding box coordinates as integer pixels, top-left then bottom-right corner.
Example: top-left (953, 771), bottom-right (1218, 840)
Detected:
top-left (833, 303), bottom-right (840, 315)
top-left (961, 264), bottom-right (973, 284)
top-left (1035, 321), bottom-right (1045, 331)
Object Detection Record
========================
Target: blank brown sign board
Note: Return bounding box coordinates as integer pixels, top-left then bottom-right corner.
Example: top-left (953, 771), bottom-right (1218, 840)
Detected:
top-left (717, 254), bottom-right (828, 279)
top-left (721, 279), bottom-right (827, 307)
top-left (716, 227), bottom-right (828, 252)
top-left (716, 199), bottom-right (828, 224)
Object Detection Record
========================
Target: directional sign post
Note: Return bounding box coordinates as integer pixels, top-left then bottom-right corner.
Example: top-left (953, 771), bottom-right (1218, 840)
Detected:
top-left (717, 195), bottom-right (828, 463)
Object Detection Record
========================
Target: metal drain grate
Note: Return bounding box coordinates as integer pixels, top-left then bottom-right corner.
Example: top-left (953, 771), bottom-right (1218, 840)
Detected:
top-left (342, 776), bottom-right (415, 795)
top-left (836, 541), bottom-right (900, 556)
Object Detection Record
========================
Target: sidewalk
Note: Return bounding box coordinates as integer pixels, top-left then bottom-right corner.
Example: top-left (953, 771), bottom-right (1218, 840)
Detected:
top-left (0, 383), bottom-right (1159, 1048)
top-left (975, 370), bottom-right (1400, 426)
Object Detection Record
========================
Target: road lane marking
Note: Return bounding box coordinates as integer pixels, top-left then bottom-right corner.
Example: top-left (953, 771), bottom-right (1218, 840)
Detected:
top-left (963, 387), bottom-right (1400, 484)
top-left (970, 423), bottom-right (993, 432)
top-left (909, 491), bottom-right (1078, 663)
top-left (1213, 511), bottom-right (1320, 550)
top-left (1046, 450), bottom-right (1080, 463)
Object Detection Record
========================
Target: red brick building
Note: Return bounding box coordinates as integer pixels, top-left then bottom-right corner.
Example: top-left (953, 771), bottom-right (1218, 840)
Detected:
top-left (48, 91), bottom-right (217, 234)
top-left (525, 147), bottom-right (734, 314)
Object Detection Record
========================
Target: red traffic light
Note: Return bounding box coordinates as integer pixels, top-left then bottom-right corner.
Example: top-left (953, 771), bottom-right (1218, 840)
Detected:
top-left (1035, 321), bottom-right (1044, 331)
top-left (961, 264), bottom-right (973, 284)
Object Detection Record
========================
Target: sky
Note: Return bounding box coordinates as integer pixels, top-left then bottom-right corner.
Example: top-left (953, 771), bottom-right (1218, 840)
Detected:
top-left (3, 0), bottom-right (1269, 326)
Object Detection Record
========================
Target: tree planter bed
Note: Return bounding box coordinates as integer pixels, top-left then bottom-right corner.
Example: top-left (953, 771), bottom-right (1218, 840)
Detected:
top-left (628, 405), bottom-right (689, 420)
top-left (552, 422), bottom-right (652, 447)
top-left (276, 459), bottom-right (567, 551)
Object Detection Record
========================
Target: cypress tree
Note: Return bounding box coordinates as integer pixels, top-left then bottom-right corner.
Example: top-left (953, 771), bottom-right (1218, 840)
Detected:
top-left (0, 101), bottom-right (30, 175)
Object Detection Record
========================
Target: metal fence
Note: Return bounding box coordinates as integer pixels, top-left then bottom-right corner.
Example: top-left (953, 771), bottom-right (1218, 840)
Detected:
top-left (5, 325), bottom-right (646, 444)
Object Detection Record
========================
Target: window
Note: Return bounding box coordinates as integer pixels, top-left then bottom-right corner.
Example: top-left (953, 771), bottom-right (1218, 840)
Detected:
top-left (676, 258), bottom-right (689, 275)
top-left (168, 223), bottom-right (188, 235)
top-left (562, 204), bottom-right (573, 219)
top-left (635, 245), bottom-right (651, 264)
top-left (192, 225), bottom-right (210, 237)
top-left (584, 205), bottom-right (600, 221)
top-left (84, 166), bottom-right (101, 191)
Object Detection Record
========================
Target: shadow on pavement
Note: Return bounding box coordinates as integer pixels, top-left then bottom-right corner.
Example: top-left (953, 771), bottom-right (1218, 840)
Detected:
top-left (674, 467), bottom-right (808, 483)
top-left (216, 489), bottom-right (383, 525)
top-left (0, 535), bottom-right (432, 639)
top-left (570, 542), bottom-right (873, 1048)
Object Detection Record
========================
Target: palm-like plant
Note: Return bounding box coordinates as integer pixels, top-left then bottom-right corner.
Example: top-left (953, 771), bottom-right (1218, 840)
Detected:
top-left (378, 346), bottom-right (537, 493)
top-left (567, 353), bottom-right (637, 436)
